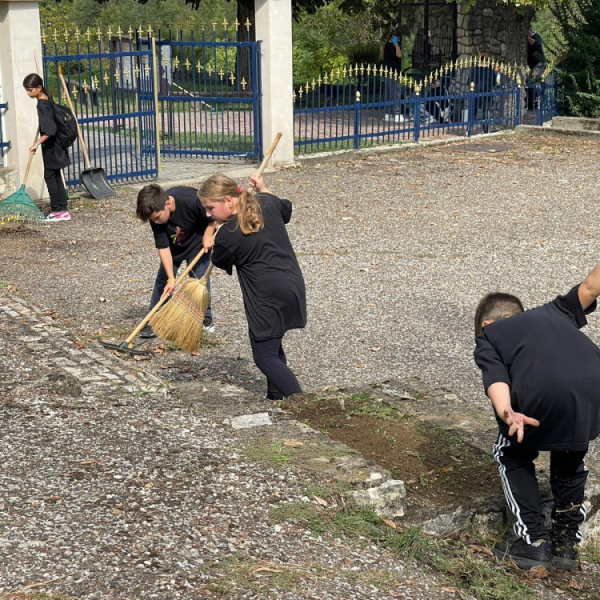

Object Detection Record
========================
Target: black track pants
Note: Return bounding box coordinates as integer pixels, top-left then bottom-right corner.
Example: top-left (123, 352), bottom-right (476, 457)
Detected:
top-left (494, 434), bottom-right (588, 543)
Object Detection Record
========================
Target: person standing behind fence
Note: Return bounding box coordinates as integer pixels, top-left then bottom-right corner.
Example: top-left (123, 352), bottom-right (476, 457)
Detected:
top-left (383, 33), bottom-right (404, 123)
top-left (469, 53), bottom-right (496, 133)
top-left (199, 172), bottom-right (306, 400)
top-left (23, 74), bottom-right (71, 222)
top-left (528, 26), bottom-right (547, 81)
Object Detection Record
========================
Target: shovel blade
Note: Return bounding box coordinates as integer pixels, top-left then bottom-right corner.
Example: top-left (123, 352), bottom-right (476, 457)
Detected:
top-left (81, 167), bottom-right (116, 199)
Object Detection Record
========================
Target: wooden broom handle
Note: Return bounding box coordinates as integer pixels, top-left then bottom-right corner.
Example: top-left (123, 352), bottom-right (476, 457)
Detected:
top-left (255, 132), bottom-right (282, 180)
top-left (22, 129), bottom-right (40, 186)
top-left (126, 247), bottom-right (209, 345)
top-left (58, 69), bottom-right (92, 169)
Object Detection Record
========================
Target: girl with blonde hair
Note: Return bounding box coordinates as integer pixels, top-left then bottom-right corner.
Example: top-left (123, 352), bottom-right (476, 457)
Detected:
top-left (199, 172), bottom-right (306, 399)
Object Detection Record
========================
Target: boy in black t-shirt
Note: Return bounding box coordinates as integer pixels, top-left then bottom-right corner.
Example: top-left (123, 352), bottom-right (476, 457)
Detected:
top-left (136, 184), bottom-right (216, 337)
top-left (474, 260), bottom-right (600, 571)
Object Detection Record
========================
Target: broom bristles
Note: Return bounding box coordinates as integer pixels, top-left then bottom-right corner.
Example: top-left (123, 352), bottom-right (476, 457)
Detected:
top-left (149, 278), bottom-right (210, 353)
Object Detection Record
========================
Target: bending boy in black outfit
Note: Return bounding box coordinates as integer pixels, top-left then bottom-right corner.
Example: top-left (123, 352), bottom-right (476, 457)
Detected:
top-left (474, 260), bottom-right (600, 571)
top-left (136, 184), bottom-right (216, 337)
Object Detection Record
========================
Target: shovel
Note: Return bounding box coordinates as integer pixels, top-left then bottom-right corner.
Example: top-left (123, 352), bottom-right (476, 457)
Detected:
top-left (58, 70), bottom-right (116, 199)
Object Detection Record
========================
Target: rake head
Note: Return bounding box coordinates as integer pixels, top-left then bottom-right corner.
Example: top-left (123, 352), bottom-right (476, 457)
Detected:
top-left (97, 337), bottom-right (154, 356)
top-left (0, 185), bottom-right (46, 226)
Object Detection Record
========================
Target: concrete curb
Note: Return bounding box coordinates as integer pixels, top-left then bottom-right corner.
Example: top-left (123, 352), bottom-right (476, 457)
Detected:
top-left (517, 124), bottom-right (600, 140)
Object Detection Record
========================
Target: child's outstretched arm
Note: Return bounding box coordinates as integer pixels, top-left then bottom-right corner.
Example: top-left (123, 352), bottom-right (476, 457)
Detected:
top-left (487, 382), bottom-right (540, 443)
top-left (579, 260), bottom-right (600, 310)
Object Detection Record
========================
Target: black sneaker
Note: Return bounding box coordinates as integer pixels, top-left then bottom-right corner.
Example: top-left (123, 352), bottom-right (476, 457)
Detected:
top-left (552, 539), bottom-right (578, 571)
top-left (493, 538), bottom-right (552, 570)
top-left (203, 317), bottom-right (216, 333)
top-left (139, 324), bottom-right (157, 339)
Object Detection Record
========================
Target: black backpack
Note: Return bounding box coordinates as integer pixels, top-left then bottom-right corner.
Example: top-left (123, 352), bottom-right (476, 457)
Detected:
top-left (52, 101), bottom-right (78, 149)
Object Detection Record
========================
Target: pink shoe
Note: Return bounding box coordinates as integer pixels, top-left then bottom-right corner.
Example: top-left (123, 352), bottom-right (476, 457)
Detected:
top-left (46, 211), bottom-right (71, 222)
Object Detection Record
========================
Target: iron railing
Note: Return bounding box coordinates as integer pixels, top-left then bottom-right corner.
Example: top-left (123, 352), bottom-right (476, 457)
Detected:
top-left (42, 27), bottom-right (159, 188)
top-left (150, 29), bottom-right (262, 160)
top-left (294, 59), bottom-right (558, 154)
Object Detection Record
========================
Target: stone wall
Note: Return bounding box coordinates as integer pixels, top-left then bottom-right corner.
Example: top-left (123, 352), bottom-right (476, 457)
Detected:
top-left (0, 166), bottom-right (17, 199)
top-left (414, 0), bottom-right (534, 69)
top-left (457, 0), bottom-right (532, 64)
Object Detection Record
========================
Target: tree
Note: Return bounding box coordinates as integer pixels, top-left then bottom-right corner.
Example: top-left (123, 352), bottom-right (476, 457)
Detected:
top-left (550, 0), bottom-right (600, 117)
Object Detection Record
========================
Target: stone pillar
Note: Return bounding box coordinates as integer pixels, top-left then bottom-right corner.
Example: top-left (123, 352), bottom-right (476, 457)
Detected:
top-left (0, 0), bottom-right (45, 199)
top-left (255, 0), bottom-right (294, 166)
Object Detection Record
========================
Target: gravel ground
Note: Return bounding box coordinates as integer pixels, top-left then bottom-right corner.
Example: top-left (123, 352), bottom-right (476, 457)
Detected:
top-left (2, 129), bottom-right (600, 598)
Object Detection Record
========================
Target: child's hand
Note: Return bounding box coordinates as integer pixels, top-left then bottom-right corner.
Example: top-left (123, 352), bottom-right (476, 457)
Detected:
top-left (161, 280), bottom-right (176, 299)
top-left (503, 407), bottom-right (540, 443)
top-left (249, 174), bottom-right (268, 194)
top-left (202, 232), bottom-right (215, 252)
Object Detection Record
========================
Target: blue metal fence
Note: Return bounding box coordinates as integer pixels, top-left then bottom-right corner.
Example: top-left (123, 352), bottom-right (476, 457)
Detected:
top-left (294, 58), bottom-right (556, 154)
top-left (0, 99), bottom-right (9, 160)
top-left (42, 27), bottom-right (159, 188)
top-left (525, 70), bottom-right (560, 126)
top-left (149, 28), bottom-right (262, 160)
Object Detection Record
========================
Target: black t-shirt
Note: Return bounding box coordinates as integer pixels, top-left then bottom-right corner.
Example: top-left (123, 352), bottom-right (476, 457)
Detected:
top-left (528, 33), bottom-right (546, 68)
top-left (383, 42), bottom-right (402, 74)
top-left (37, 99), bottom-right (70, 170)
top-left (150, 186), bottom-right (213, 263)
top-left (474, 285), bottom-right (600, 450)
top-left (211, 193), bottom-right (307, 341)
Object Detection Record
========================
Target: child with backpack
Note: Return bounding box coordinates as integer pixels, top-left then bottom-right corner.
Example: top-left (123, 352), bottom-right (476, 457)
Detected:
top-left (23, 73), bottom-right (71, 222)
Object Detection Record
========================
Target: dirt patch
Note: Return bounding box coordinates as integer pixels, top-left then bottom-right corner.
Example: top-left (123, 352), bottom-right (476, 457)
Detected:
top-left (282, 391), bottom-right (502, 508)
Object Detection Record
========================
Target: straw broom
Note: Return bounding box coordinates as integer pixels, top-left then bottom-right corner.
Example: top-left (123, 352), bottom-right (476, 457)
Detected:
top-left (148, 132), bottom-right (283, 353)
top-left (149, 263), bottom-right (214, 353)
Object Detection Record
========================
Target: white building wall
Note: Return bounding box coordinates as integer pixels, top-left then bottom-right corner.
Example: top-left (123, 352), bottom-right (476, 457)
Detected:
top-left (0, 0), bottom-right (45, 198)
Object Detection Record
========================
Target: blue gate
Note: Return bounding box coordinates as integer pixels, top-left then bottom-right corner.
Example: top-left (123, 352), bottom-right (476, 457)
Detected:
top-left (146, 27), bottom-right (262, 160)
top-left (42, 28), bottom-right (159, 188)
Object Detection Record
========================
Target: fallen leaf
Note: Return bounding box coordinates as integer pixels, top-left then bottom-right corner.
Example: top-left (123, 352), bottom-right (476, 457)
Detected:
top-left (528, 565), bottom-right (550, 579)
top-left (253, 567), bottom-right (283, 574)
top-left (381, 518), bottom-right (397, 530)
top-left (568, 578), bottom-right (583, 590)
top-left (441, 466), bottom-right (453, 472)
top-left (467, 544), bottom-right (493, 556)
top-left (317, 385), bottom-right (339, 392)
top-left (73, 342), bottom-right (85, 349)
top-left (80, 459), bottom-right (102, 465)
top-left (283, 441), bottom-right (304, 447)
top-left (44, 496), bottom-right (63, 502)
top-left (313, 495), bottom-right (328, 507)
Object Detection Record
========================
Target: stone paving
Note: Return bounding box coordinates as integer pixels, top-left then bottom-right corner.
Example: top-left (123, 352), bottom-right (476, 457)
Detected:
top-left (0, 291), bottom-right (164, 396)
